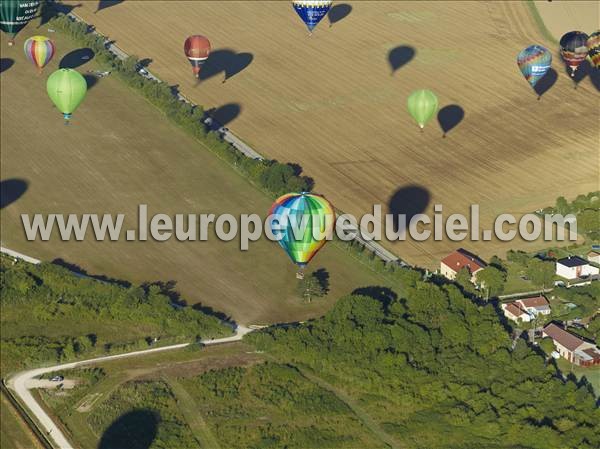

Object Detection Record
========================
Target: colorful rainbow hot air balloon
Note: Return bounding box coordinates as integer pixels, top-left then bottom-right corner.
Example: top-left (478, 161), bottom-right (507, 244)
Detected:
top-left (407, 89), bottom-right (438, 131)
top-left (46, 69), bottom-right (87, 122)
top-left (586, 31), bottom-right (600, 70)
top-left (24, 36), bottom-right (55, 73)
top-left (268, 192), bottom-right (335, 275)
top-left (560, 31), bottom-right (589, 76)
top-left (184, 35), bottom-right (211, 78)
top-left (292, 0), bottom-right (332, 34)
top-left (517, 45), bottom-right (552, 90)
top-left (0, 0), bottom-right (40, 46)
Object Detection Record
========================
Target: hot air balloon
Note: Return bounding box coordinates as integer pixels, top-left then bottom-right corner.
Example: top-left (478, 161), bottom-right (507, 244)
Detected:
top-left (407, 89), bottom-right (438, 131)
top-left (559, 31), bottom-right (589, 76)
top-left (184, 35), bottom-right (211, 78)
top-left (0, 0), bottom-right (40, 46)
top-left (46, 69), bottom-right (87, 123)
top-left (24, 36), bottom-right (55, 73)
top-left (587, 31), bottom-right (600, 70)
top-left (292, 0), bottom-right (332, 34)
top-left (268, 192), bottom-right (335, 278)
top-left (517, 45), bottom-right (552, 97)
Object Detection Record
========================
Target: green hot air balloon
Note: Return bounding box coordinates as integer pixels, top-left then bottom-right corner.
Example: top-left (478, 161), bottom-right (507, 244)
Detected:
top-left (0, 0), bottom-right (40, 46)
top-left (407, 89), bottom-right (438, 131)
top-left (46, 69), bottom-right (87, 122)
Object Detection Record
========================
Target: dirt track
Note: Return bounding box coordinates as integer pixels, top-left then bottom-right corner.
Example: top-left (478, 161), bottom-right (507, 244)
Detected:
top-left (64, 1), bottom-right (599, 266)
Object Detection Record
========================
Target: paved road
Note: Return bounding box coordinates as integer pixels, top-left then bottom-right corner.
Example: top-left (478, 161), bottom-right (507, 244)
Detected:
top-left (6, 325), bottom-right (253, 449)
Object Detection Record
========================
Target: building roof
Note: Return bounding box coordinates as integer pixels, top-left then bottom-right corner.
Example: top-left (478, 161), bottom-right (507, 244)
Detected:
top-left (504, 303), bottom-right (525, 317)
top-left (557, 256), bottom-right (588, 268)
top-left (518, 295), bottom-right (550, 309)
top-left (579, 347), bottom-right (600, 362)
top-left (588, 250), bottom-right (600, 257)
top-left (543, 323), bottom-right (584, 352)
top-left (441, 248), bottom-right (487, 274)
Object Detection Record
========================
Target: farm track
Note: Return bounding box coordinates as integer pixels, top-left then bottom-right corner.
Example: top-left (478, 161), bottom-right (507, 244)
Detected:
top-left (63, 0), bottom-right (599, 266)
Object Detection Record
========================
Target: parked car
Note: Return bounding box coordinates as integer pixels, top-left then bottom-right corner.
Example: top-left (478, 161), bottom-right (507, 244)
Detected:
top-left (50, 376), bottom-right (64, 382)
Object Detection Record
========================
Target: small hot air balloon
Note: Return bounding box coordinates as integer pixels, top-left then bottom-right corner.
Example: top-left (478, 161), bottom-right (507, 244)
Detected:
top-left (292, 0), bottom-right (332, 34)
top-left (517, 45), bottom-right (552, 97)
top-left (184, 35), bottom-right (211, 78)
top-left (586, 31), bottom-right (600, 70)
top-left (407, 89), bottom-right (438, 131)
top-left (268, 192), bottom-right (335, 278)
top-left (24, 36), bottom-right (55, 74)
top-left (559, 31), bottom-right (589, 76)
top-left (0, 0), bottom-right (40, 46)
top-left (46, 69), bottom-right (87, 123)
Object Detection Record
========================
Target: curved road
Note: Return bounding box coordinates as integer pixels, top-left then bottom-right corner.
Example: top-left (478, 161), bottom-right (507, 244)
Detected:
top-left (6, 325), bottom-right (253, 449)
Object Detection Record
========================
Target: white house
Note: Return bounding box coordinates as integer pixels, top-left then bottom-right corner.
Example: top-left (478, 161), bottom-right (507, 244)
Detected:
top-left (556, 256), bottom-right (600, 280)
top-left (440, 249), bottom-right (486, 283)
top-left (501, 295), bottom-right (551, 323)
top-left (587, 251), bottom-right (600, 264)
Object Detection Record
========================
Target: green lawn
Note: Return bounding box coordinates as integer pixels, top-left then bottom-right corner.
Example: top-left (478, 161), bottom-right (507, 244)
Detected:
top-left (1, 393), bottom-right (42, 449)
top-left (556, 358), bottom-right (600, 398)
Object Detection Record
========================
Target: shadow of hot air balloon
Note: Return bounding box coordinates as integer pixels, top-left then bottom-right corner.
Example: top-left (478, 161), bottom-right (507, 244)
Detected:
top-left (59, 48), bottom-right (95, 69)
top-left (388, 45), bottom-right (415, 75)
top-left (1, 179), bottom-right (28, 209)
top-left (97, 409), bottom-right (158, 449)
top-left (437, 104), bottom-right (465, 137)
top-left (83, 74), bottom-right (99, 90)
top-left (563, 59), bottom-right (590, 88)
top-left (0, 58), bottom-right (14, 75)
top-left (328, 4), bottom-right (352, 27)
top-left (96, 0), bottom-right (125, 14)
top-left (198, 49), bottom-right (253, 84)
top-left (533, 68), bottom-right (558, 98)
top-left (589, 67), bottom-right (600, 92)
top-left (388, 185), bottom-right (430, 235)
top-left (205, 103), bottom-right (241, 131)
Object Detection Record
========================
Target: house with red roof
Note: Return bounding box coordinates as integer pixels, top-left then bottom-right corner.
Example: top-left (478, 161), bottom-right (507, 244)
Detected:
top-left (501, 295), bottom-right (551, 323)
top-left (440, 248), bottom-right (486, 283)
top-left (543, 323), bottom-right (600, 367)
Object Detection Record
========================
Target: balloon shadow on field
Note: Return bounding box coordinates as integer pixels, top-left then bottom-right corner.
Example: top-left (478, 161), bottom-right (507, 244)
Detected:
top-left (197, 49), bottom-right (253, 84)
top-left (96, 0), bottom-right (125, 14)
top-left (0, 179), bottom-right (28, 209)
top-left (388, 45), bottom-right (415, 75)
top-left (437, 104), bottom-right (465, 137)
top-left (39, 2), bottom-right (81, 27)
top-left (387, 185), bottom-right (430, 235)
top-left (563, 59), bottom-right (589, 88)
top-left (589, 68), bottom-right (600, 92)
top-left (328, 4), bottom-right (352, 27)
top-left (59, 48), bottom-right (95, 69)
top-left (84, 74), bottom-right (99, 90)
top-left (206, 103), bottom-right (241, 129)
top-left (533, 67), bottom-right (557, 98)
top-left (98, 409), bottom-right (158, 449)
top-left (0, 58), bottom-right (14, 75)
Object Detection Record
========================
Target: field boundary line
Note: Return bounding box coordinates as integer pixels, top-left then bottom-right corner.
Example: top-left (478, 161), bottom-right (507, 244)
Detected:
top-left (0, 246), bottom-right (42, 264)
top-left (525, 1), bottom-right (558, 44)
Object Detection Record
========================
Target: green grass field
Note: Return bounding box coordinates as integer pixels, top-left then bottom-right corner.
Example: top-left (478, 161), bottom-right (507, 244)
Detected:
top-left (1, 393), bottom-right (43, 449)
top-left (0, 25), bottom-right (401, 325)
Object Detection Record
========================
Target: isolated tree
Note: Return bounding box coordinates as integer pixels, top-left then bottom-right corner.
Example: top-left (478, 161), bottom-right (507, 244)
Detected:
top-left (476, 266), bottom-right (506, 300)
top-left (527, 258), bottom-right (555, 290)
top-left (489, 255), bottom-right (506, 272)
top-left (297, 273), bottom-right (326, 303)
top-left (555, 196), bottom-right (570, 215)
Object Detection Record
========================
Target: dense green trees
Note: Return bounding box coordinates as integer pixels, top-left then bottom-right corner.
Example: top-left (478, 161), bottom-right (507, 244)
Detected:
top-left (546, 192), bottom-right (600, 241)
top-left (1, 256), bottom-right (228, 372)
top-left (476, 265), bottom-right (506, 299)
top-left (248, 281), bottom-right (600, 449)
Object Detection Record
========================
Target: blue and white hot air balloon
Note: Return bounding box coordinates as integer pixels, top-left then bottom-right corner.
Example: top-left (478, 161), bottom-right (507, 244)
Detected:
top-left (292, 0), bottom-right (332, 34)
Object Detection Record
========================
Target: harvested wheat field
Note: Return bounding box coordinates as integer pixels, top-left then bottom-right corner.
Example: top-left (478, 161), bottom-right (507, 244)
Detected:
top-left (66, 1), bottom-right (599, 266)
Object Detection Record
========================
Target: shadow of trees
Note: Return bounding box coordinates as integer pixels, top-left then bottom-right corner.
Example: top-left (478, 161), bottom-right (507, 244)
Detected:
top-left (0, 178), bottom-right (28, 209)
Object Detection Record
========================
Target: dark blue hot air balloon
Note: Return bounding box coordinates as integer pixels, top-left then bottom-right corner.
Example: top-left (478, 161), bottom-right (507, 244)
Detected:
top-left (292, 1), bottom-right (332, 34)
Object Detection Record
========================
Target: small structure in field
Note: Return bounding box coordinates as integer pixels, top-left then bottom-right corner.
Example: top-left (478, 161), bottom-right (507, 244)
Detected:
top-left (556, 256), bottom-right (599, 280)
top-left (501, 295), bottom-right (551, 323)
top-left (587, 250), bottom-right (600, 264)
top-left (542, 323), bottom-right (600, 367)
top-left (440, 248), bottom-right (486, 283)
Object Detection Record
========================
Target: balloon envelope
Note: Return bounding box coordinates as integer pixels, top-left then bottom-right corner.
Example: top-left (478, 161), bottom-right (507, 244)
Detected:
top-left (587, 31), bottom-right (600, 69)
top-left (24, 36), bottom-right (55, 72)
top-left (268, 192), bottom-right (335, 268)
top-left (407, 90), bottom-right (438, 129)
top-left (559, 31), bottom-right (589, 75)
top-left (184, 35), bottom-right (211, 78)
top-left (0, 0), bottom-right (39, 44)
top-left (292, 0), bottom-right (332, 32)
top-left (46, 69), bottom-right (87, 120)
top-left (517, 45), bottom-right (552, 88)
